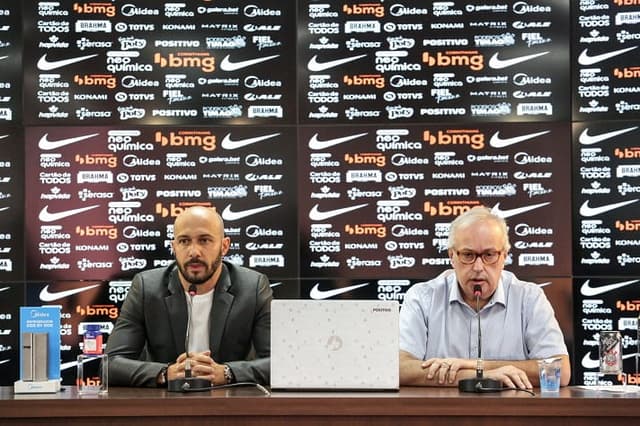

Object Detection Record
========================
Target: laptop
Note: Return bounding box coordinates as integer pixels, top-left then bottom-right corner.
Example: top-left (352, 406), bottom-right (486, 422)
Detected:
top-left (270, 299), bottom-right (399, 391)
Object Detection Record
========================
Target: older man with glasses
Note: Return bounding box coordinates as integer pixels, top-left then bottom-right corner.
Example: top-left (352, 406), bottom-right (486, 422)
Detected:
top-left (399, 206), bottom-right (570, 390)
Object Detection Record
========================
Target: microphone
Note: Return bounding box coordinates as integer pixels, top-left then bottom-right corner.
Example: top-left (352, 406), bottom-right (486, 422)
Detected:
top-left (168, 284), bottom-right (211, 392)
top-left (458, 284), bottom-right (502, 393)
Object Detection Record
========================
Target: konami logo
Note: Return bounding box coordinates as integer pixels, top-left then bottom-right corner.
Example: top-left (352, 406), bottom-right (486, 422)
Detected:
top-left (422, 51), bottom-right (484, 71)
top-left (423, 129), bottom-right (485, 150)
top-left (154, 131), bottom-right (216, 151)
top-left (153, 52), bottom-right (215, 72)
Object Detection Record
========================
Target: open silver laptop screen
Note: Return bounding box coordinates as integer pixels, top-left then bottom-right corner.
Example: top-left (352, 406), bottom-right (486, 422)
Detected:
top-left (270, 299), bottom-right (399, 390)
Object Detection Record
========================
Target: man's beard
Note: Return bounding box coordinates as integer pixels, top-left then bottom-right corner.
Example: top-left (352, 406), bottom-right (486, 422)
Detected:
top-left (178, 250), bottom-right (223, 285)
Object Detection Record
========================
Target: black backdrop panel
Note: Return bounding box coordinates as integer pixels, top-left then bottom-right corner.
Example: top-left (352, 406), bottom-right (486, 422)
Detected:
top-left (22, 0), bottom-right (296, 125)
top-left (0, 2), bottom-right (22, 123)
top-left (24, 126), bottom-right (298, 281)
top-left (298, 0), bottom-right (570, 123)
top-left (572, 120), bottom-right (640, 276)
top-left (298, 122), bottom-right (572, 279)
top-left (572, 277), bottom-right (640, 386)
top-left (572, 1), bottom-right (640, 121)
top-left (0, 127), bottom-right (24, 282)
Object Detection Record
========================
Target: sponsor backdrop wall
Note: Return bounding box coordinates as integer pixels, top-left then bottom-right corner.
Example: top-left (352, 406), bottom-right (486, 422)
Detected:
top-left (0, 1), bottom-right (638, 386)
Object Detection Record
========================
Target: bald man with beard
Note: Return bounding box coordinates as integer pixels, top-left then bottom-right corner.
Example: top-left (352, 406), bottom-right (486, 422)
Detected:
top-left (106, 206), bottom-right (272, 387)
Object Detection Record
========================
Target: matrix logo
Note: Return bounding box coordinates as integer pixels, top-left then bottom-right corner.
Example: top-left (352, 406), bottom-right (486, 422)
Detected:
top-left (422, 51), bottom-right (484, 71)
top-left (154, 131), bottom-right (216, 151)
top-left (423, 130), bottom-right (485, 150)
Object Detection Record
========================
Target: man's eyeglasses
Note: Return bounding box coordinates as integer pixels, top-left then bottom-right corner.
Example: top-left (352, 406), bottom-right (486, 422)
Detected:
top-left (455, 250), bottom-right (502, 265)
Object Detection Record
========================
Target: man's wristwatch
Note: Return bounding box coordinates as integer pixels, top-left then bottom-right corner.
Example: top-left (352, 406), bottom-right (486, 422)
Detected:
top-left (223, 364), bottom-right (234, 384)
top-left (157, 365), bottom-right (169, 387)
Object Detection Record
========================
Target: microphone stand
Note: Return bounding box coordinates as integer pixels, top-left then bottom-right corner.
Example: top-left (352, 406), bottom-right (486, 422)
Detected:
top-left (458, 285), bottom-right (503, 393)
top-left (168, 284), bottom-right (211, 392)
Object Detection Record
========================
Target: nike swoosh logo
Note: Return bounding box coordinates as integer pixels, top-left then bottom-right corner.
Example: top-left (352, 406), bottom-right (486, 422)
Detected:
top-left (580, 279), bottom-right (639, 296)
top-left (219, 54), bottom-right (279, 71)
top-left (307, 54), bottom-right (367, 72)
top-left (578, 46), bottom-right (638, 66)
top-left (38, 133), bottom-right (100, 150)
top-left (0, 286), bottom-right (9, 293)
top-left (0, 359), bottom-right (9, 365)
top-left (309, 203), bottom-right (368, 221)
top-left (581, 352), bottom-right (599, 369)
top-left (578, 127), bottom-right (638, 145)
top-left (308, 132), bottom-right (368, 150)
top-left (0, 207), bottom-right (8, 212)
top-left (0, 134), bottom-right (9, 140)
top-left (221, 133), bottom-right (280, 150)
top-left (39, 283), bottom-right (101, 302)
top-left (489, 130), bottom-right (550, 148)
top-left (488, 51), bottom-right (549, 69)
top-left (537, 282), bottom-right (552, 288)
top-left (37, 53), bottom-right (99, 71)
top-left (39, 204), bottom-right (101, 222)
top-left (579, 199), bottom-right (639, 217)
top-left (221, 203), bottom-right (281, 221)
top-left (270, 282), bottom-right (282, 288)
top-left (310, 282), bottom-right (370, 300)
top-left (491, 202), bottom-right (550, 219)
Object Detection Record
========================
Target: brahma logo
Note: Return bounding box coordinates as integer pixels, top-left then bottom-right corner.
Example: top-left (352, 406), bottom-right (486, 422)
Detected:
top-left (422, 51), bottom-right (484, 71)
top-left (423, 129), bottom-right (485, 150)
top-left (154, 131), bottom-right (216, 151)
top-left (153, 52), bottom-right (215, 72)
